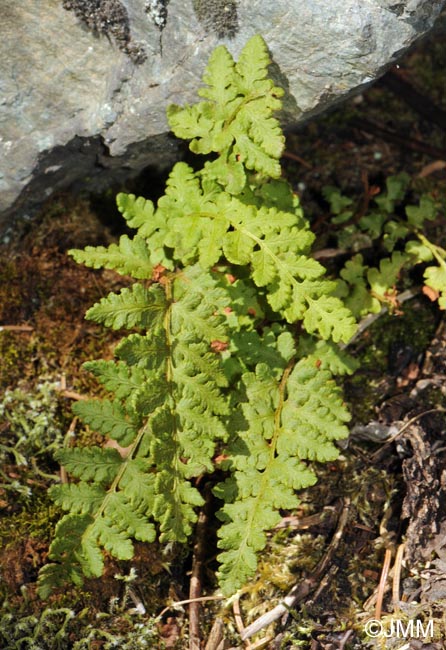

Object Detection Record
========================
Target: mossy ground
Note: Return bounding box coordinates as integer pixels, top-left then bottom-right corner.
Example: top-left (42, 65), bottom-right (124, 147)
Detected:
top-left (0, 198), bottom-right (187, 648)
top-left (1, 27), bottom-right (446, 650)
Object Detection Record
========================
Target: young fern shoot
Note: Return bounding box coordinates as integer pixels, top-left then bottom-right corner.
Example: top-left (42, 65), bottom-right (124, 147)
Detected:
top-left (38, 34), bottom-right (357, 599)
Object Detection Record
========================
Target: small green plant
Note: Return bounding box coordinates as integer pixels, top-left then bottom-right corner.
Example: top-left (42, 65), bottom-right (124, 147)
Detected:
top-left (324, 174), bottom-right (445, 316)
top-left (38, 35), bottom-right (360, 598)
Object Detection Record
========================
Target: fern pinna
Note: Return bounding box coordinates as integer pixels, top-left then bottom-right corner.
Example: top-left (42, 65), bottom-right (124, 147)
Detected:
top-left (38, 35), bottom-right (357, 598)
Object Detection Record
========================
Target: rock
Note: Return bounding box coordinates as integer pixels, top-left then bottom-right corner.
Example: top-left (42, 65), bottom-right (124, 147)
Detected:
top-left (1, 0), bottom-right (445, 236)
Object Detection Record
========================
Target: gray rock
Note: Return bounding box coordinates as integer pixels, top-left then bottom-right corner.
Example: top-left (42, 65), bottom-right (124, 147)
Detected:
top-left (1, 0), bottom-right (445, 235)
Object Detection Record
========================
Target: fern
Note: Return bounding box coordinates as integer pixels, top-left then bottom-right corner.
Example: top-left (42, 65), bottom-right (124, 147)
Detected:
top-left (329, 174), bottom-right (443, 316)
top-left (215, 354), bottom-right (350, 593)
top-left (71, 235), bottom-right (153, 278)
top-left (39, 35), bottom-right (359, 599)
top-left (167, 35), bottom-right (284, 179)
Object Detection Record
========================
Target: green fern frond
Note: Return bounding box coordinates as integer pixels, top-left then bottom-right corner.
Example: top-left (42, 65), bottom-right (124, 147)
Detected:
top-left (49, 482), bottom-right (106, 514)
top-left (44, 266), bottom-right (231, 586)
top-left (167, 34), bottom-right (284, 178)
top-left (215, 355), bottom-right (349, 594)
top-left (366, 250), bottom-right (408, 298)
top-left (303, 295), bottom-right (357, 343)
top-left (86, 283), bottom-right (166, 330)
top-left (337, 254), bottom-right (381, 317)
top-left (103, 492), bottom-right (156, 542)
top-left (215, 361), bottom-right (319, 595)
top-left (39, 445), bottom-right (159, 597)
top-left (40, 35), bottom-right (361, 599)
top-left (37, 513), bottom-right (100, 598)
top-left (128, 170), bottom-right (355, 340)
top-left (119, 458), bottom-right (156, 509)
top-left (72, 399), bottom-right (140, 446)
top-left (405, 194), bottom-right (437, 228)
top-left (280, 357), bottom-right (350, 461)
top-left (83, 360), bottom-right (148, 399)
top-left (115, 332), bottom-right (168, 369)
top-left (153, 467), bottom-right (205, 543)
top-left (54, 446), bottom-right (122, 482)
top-left (70, 235), bottom-right (152, 279)
top-left (297, 338), bottom-right (359, 376)
top-left (171, 268), bottom-right (229, 344)
top-left (116, 193), bottom-right (156, 232)
top-left (93, 516), bottom-right (135, 560)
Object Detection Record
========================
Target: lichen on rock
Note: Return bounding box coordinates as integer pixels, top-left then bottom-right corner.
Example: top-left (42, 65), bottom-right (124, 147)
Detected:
top-left (62, 0), bottom-right (147, 63)
top-left (192, 0), bottom-right (239, 38)
top-left (145, 0), bottom-right (170, 31)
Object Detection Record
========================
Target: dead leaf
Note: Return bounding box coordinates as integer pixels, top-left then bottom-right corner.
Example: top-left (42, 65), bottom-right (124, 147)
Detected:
top-left (152, 264), bottom-right (167, 281)
top-left (210, 340), bottom-right (229, 353)
top-left (422, 284), bottom-right (440, 302)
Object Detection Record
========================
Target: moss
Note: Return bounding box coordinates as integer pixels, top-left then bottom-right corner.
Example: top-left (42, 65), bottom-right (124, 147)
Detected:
top-left (0, 494), bottom-right (58, 602)
top-left (0, 383), bottom-right (64, 511)
top-left (0, 332), bottom-right (30, 390)
top-left (0, 597), bottom-right (163, 650)
top-left (0, 496), bottom-right (58, 544)
top-left (0, 196), bottom-right (177, 638)
top-left (344, 298), bottom-right (438, 423)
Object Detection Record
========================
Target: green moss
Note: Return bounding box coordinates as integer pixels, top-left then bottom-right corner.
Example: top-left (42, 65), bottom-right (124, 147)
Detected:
top-left (3, 501), bottom-right (58, 542)
top-left (344, 298), bottom-right (437, 423)
top-left (0, 589), bottom-right (163, 650)
top-left (0, 332), bottom-right (29, 390)
top-left (0, 499), bottom-right (171, 646)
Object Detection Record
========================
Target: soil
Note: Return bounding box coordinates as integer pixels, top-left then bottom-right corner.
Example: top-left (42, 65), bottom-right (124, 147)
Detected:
top-left (0, 26), bottom-right (446, 650)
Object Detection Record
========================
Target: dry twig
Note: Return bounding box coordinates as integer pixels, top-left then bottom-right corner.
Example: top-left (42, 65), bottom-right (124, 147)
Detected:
top-left (233, 596), bottom-right (249, 645)
top-left (282, 150), bottom-right (313, 169)
top-left (205, 618), bottom-right (225, 650)
top-left (0, 324), bottom-right (33, 332)
top-left (58, 389), bottom-right (88, 401)
top-left (189, 497), bottom-right (211, 650)
top-left (240, 497), bottom-right (351, 641)
top-left (370, 408), bottom-right (446, 463)
top-left (158, 595), bottom-right (224, 619)
top-left (392, 543), bottom-right (405, 612)
top-left (375, 548), bottom-right (392, 620)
